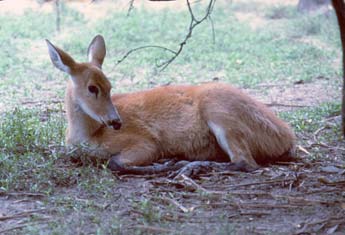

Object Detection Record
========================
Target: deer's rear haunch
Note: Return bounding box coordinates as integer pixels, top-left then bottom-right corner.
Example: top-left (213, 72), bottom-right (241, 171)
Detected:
top-left (46, 35), bottom-right (296, 172)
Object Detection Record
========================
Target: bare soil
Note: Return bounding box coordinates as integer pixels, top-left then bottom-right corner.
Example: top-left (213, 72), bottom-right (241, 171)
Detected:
top-left (246, 77), bottom-right (341, 112)
top-left (1, 140), bottom-right (345, 234)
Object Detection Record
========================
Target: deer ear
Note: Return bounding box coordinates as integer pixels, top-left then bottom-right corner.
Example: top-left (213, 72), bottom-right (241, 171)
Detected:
top-left (46, 39), bottom-right (76, 74)
top-left (87, 35), bottom-right (106, 69)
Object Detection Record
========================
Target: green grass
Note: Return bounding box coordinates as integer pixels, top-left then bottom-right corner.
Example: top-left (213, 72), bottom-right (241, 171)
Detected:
top-left (281, 102), bottom-right (341, 133)
top-left (0, 107), bottom-right (117, 194)
top-left (0, 1), bottom-right (339, 102)
top-left (280, 101), bottom-right (343, 160)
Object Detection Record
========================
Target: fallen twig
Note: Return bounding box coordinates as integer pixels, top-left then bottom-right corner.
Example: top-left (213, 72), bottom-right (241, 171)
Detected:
top-left (178, 174), bottom-right (225, 194)
top-left (302, 188), bottom-right (343, 195)
top-left (274, 195), bottom-right (341, 207)
top-left (0, 220), bottom-right (51, 234)
top-left (227, 178), bottom-right (296, 188)
top-left (265, 102), bottom-right (310, 108)
top-left (0, 191), bottom-right (46, 198)
top-left (297, 145), bottom-right (311, 155)
top-left (310, 142), bottom-right (345, 151)
top-left (21, 100), bottom-right (63, 105)
top-left (128, 225), bottom-right (176, 233)
top-left (318, 177), bottom-right (345, 186)
top-left (236, 202), bottom-right (300, 209)
top-left (161, 197), bottom-right (193, 213)
top-left (296, 216), bottom-right (345, 234)
top-left (239, 211), bottom-right (272, 216)
top-left (313, 125), bottom-right (329, 145)
top-left (0, 208), bottom-right (49, 221)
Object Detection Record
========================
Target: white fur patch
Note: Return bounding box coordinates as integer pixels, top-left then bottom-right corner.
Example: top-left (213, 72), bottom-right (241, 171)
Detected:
top-left (208, 121), bottom-right (235, 161)
top-left (78, 100), bottom-right (103, 124)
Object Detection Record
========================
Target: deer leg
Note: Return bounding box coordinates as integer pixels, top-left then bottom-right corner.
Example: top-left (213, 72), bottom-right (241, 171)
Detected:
top-left (108, 156), bottom-right (191, 175)
top-left (207, 121), bottom-right (259, 171)
top-left (169, 160), bottom-right (256, 179)
top-left (107, 141), bottom-right (192, 174)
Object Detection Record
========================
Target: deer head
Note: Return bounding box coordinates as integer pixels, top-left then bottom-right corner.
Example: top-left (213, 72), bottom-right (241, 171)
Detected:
top-left (46, 35), bottom-right (122, 130)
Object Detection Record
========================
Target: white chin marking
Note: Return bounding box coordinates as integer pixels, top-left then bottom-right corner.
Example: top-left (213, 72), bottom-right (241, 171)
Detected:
top-left (79, 101), bottom-right (102, 124)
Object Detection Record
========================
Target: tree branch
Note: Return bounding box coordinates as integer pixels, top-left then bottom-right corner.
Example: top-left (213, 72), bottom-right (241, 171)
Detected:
top-left (127, 0), bottom-right (135, 16)
top-left (157, 0), bottom-right (216, 70)
top-left (115, 45), bottom-right (177, 65)
top-left (119, 0), bottom-right (216, 71)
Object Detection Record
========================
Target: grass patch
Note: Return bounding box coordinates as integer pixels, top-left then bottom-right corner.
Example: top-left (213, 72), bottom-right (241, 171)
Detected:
top-left (0, 108), bottom-right (116, 195)
top-left (0, 2), bottom-right (340, 104)
top-left (0, 108), bottom-right (65, 151)
top-left (280, 101), bottom-right (343, 160)
top-left (0, 108), bottom-right (63, 193)
top-left (280, 102), bottom-right (341, 133)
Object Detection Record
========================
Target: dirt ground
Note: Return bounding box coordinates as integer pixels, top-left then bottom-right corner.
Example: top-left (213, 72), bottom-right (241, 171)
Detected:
top-left (0, 0), bottom-right (345, 234)
top-left (1, 137), bottom-right (345, 234)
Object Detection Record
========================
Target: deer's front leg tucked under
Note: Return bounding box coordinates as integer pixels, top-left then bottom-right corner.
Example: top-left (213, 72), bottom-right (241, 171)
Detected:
top-left (108, 156), bottom-right (191, 175)
top-left (106, 141), bottom-right (191, 174)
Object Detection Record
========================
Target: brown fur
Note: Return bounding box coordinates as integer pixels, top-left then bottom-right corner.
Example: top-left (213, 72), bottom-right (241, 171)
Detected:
top-left (47, 35), bottom-right (296, 171)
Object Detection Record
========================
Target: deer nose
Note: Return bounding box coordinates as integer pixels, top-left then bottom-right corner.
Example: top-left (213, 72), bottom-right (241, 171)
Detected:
top-left (108, 119), bottom-right (122, 130)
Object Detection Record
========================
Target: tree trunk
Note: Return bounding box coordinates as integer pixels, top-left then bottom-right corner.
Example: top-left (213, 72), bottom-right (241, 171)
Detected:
top-left (331, 0), bottom-right (345, 137)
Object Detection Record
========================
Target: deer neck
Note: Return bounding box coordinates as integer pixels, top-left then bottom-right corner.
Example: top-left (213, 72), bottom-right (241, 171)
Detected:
top-left (64, 81), bottom-right (102, 145)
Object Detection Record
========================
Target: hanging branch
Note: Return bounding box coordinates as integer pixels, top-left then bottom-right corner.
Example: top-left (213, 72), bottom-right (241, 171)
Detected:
top-left (157, 0), bottom-right (216, 70)
top-left (128, 0), bottom-right (177, 16)
top-left (117, 0), bottom-right (216, 71)
top-left (331, 0), bottom-right (345, 137)
top-left (127, 0), bottom-right (135, 16)
top-left (116, 45), bottom-right (177, 65)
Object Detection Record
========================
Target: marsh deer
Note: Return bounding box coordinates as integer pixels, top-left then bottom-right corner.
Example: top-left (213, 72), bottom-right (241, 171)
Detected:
top-left (46, 35), bottom-right (296, 174)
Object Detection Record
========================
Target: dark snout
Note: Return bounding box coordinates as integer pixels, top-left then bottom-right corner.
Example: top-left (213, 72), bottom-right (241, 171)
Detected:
top-left (104, 103), bottom-right (123, 130)
top-left (108, 119), bottom-right (122, 130)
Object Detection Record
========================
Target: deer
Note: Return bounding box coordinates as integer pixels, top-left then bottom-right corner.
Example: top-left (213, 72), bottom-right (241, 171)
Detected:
top-left (46, 35), bottom-right (296, 175)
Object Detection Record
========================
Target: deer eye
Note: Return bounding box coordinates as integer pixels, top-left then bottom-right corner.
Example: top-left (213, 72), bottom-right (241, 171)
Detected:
top-left (88, 85), bottom-right (99, 97)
